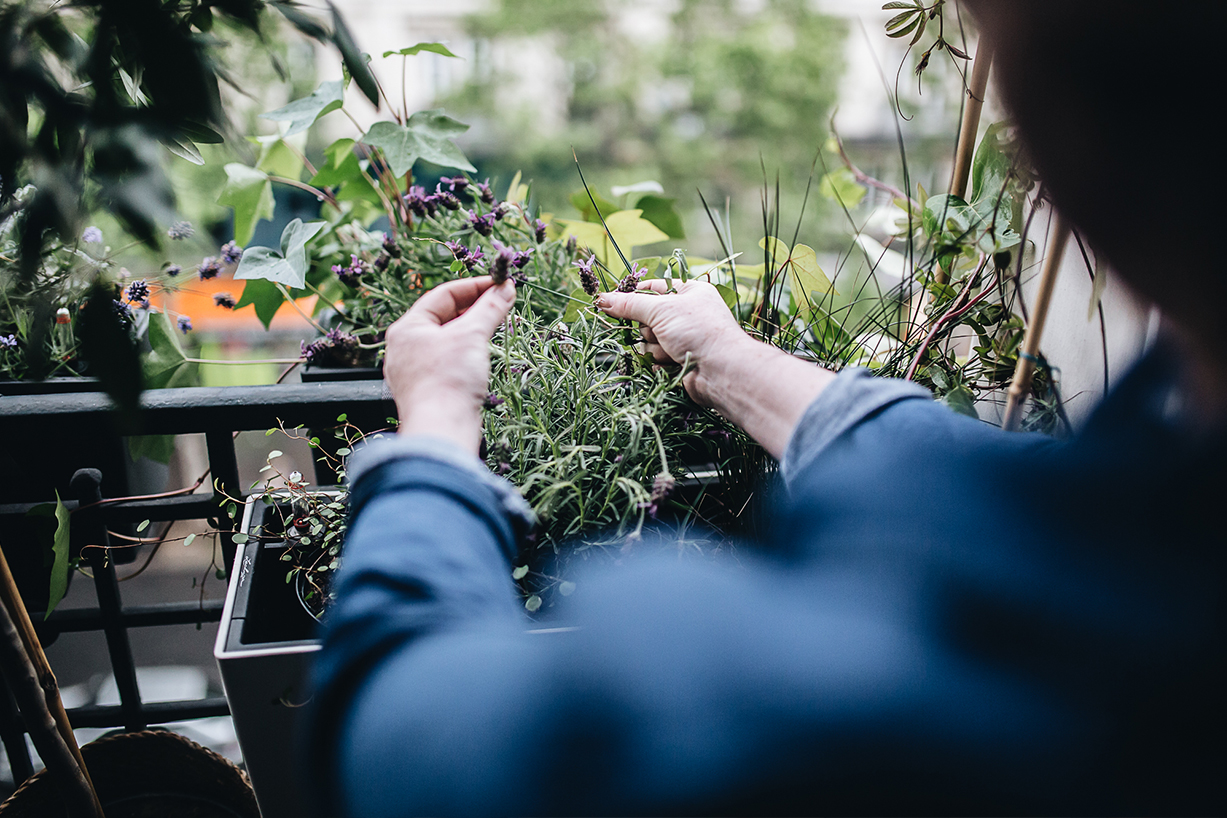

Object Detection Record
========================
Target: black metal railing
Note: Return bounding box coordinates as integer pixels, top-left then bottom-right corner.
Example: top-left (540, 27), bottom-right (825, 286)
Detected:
top-left (0, 381), bottom-right (395, 782)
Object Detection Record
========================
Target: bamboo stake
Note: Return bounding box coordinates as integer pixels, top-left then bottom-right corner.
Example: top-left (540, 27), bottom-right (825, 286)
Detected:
top-left (1001, 214), bottom-right (1072, 431)
top-left (949, 40), bottom-right (995, 200)
top-left (0, 543), bottom-right (103, 816)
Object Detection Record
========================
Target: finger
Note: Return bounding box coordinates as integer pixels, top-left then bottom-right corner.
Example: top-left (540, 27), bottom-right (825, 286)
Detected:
top-left (640, 326), bottom-right (658, 344)
top-left (453, 279), bottom-right (516, 337)
top-left (594, 290), bottom-right (660, 325)
top-left (637, 279), bottom-right (670, 294)
top-left (644, 342), bottom-right (674, 364)
top-left (405, 277), bottom-right (498, 326)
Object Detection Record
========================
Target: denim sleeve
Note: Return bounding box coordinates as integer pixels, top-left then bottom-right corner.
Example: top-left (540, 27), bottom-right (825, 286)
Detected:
top-left (303, 434), bottom-right (533, 813)
top-left (779, 368), bottom-right (932, 489)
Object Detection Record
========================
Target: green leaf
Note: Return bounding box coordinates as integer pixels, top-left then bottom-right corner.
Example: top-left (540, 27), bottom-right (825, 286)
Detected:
top-left (525, 595), bottom-right (542, 612)
top-left (941, 385), bottom-right (979, 418)
top-left (234, 279), bottom-right (289, 330)
top-left (184, 533), bottom-right (196, 547)
top-left (562, 291), bottom-right (593, 323)
top-left (268, 450), bottom-right (284, 458)
top-left (128, 435), bottom-right (177, 465)
top-left (382, 42), bottom-right (459, 59)
top-left (137, 519), bottom-right (150, 533)
top-left (260, 80), bottom-right (345, 137)
top-left (234, 219), bottom-right (327, 289)
top-left (512, 564), bottom-right (529, 579)
top-left (361, 111), bottom-right (475, 177)
top-left (329, 1), bottom-right (379, 107)
top-left (558, 581), bottom-right (576, 596)
top-left (1088, 268), bottom-right (1108, 321)
top-left (219, 163), bottom-right (274, 245)
top-left (785, 243), bottom-right (836, 318)
top-left (253, 135), bottom-right (305, 181)
top-left (143, 310), bottom-right (197, 390)
top-left (164, 138), bottom-right (205, 166)
top-left (232, 533), bottom-right (250, 544)
top-left (46, 492), bottom-right (70, 620)
top-left (715, 283), bottom-right (738, 309)
top-left (569, 189), bottom-right (619, 224)
top-left (634, 195), bottom-right (685, 239)
top-left (818, 168), bottom-right (868, 209)
top-left (557, 210), bottom-right (669, 269)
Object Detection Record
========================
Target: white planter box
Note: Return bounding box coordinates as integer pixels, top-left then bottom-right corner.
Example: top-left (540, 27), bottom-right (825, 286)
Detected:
top-left (214, 494), bottom-right (322, 818)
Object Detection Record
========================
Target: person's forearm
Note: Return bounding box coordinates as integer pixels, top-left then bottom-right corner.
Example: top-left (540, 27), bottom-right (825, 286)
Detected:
top-left (694, 337), bottom-right (835, 459)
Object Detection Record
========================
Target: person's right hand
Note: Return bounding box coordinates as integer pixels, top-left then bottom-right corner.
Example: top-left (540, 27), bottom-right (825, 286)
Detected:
top-left (596, 280), bottom-right (754, 406)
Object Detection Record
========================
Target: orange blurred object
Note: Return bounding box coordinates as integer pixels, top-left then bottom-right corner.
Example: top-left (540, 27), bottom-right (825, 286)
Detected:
top-left (152, 274), bottom-right (319, 333)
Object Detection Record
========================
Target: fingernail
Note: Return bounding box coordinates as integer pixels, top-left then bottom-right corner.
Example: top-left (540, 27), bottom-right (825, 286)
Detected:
top-left (594, 295), bottom-right (608, 310)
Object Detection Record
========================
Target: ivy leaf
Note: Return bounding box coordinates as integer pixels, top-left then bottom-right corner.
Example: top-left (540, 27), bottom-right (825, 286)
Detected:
top-left (635, 194), bottom-right (685, 239)
top-left (818, 167), bottom-right (868, 209)
top-left (218, 163), bottom-right (274, 245)
top-left (234, 218), bottom-right (326, 289)
top-left (143, 309), bottom-right (197, 390)
top-left (569, 188), bottom-right (619, 224)
top-left (310, 138), bottom-right (381, 206)
top-left (941, 385), bottom-right (979, 418)
top-left (253, 135), bottom-right (305, 180)
top-left (328, 1), bottom-right (379, 107)
top-left (46, 491), bottom-right (70, 620)
top-left (235, 278), bottom-right (286, 330)
top-left (557, 209), bottom-right (669, 269)
top-left (382, 43), bottom-right (459, 59)
top-left (361, 110), bottom-right (475, 177)
top-left (260, 80), bottom-right (345, 138)
top-left (785, 242), bottom-right (836, 318)
top-left (164, 138), bottom-right (205, 166)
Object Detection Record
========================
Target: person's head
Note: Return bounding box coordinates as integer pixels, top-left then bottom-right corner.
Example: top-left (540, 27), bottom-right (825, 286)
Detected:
top-left (965, 1), bottom-right (1227, 351)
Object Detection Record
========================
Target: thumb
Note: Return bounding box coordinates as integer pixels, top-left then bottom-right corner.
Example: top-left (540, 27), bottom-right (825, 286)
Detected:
top-left (595, 290), bottom-right (658, 325)
top-left (455, 279), bottom-right (516, 336)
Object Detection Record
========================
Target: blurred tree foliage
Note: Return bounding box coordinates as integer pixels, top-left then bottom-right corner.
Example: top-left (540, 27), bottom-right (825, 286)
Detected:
top-left (448, 0), bottom-right (846, 235)
top-left (0, 0), bottom-right (373, 394)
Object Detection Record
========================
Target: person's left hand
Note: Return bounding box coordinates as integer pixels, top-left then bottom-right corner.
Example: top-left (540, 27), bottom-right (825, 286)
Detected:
top-left (383, 277), bottom-right (516, 454)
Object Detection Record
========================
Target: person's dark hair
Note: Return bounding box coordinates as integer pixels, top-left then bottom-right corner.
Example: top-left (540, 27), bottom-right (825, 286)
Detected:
top-left (967, 0), bottom-right (1227, 344)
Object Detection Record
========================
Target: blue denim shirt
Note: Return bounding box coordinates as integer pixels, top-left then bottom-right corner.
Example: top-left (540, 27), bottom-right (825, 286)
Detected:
top-left (306, 350), bottom-right (1225, 816)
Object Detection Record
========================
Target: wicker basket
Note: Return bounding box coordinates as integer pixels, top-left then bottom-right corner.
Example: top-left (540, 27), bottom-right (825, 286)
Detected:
top-left (0, 729), bottom-right (259, 818)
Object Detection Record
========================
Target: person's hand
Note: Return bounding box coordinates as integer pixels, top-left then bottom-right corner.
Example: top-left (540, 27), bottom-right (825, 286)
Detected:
top-left (596, 280), bottom-right (754, 406)
top-left (384, 277), bottom-right (516, 454)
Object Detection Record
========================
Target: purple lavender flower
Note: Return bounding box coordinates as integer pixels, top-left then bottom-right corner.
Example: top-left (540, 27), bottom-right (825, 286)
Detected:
top-left (474, 181), bottom-right (495, 205)
top-left (482, 393), bottom-right (505, 410)
top-left (512, 248), bottom-right (534, 269)
top-left (300, 329), bottom-right (358, 365)
top-left (404, 186), bottom-right (436, 218)
top-left (82, 226), bottom-right (103, 244)
top-left (213, 292), bottom-right (237, 309)
top-left (331, 254), bottom-right (366, 286)
top-left (565, 235), bottom-right (578, 254)
top-left (440, 176), bottom-right (470, 193)
top-left (220, 241), bottom-right (243, 265)
top-left (167, 221), bottom-right (195, 241)
top-left (434, 185), bottom-right (461, 211)
top-left (616, 262), bottom-right (648, 293)
top-left (495, 462), bottom-right (511, 476)
top-left (124, 280), bottom-right (151, 305)
top-left (573, 255), bottom-right (601, 297)
top-left (374, 253), bottom-right (390, 271)
top-left (0, 334), bottom-right (17, 348)
top-left (468, 210), bottom-right (495, 237)
top-left (640, 472), bottom-right (676, 519)
top-left (493, 202), bottom-right (512, 221)
top-left (489, 241), bottom-right (516, 285)
top-left (198, 257), bottom-right (222, 280)
top-left (113, 300), bottom-right (134, 324)
top-left (532, 219), bottom-right (548, 243)
top-left (164, 264), bottom-right (182, 277)
top-left (382, 234), bottom-right (401, 258)
top-left (177, 315), bottom-right (193, 335)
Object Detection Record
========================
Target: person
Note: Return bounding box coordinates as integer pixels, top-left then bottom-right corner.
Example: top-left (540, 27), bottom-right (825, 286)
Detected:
top-left (303, 1), bottom-right (1225, 814)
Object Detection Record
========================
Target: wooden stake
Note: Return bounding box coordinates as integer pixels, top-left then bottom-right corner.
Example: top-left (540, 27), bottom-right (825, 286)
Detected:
top-left (949, 41), bottom-right (995, 200)
top-left (1001, 214), bottom-right (1071, 431)
top-left (0, 543), bottom-right (103, 816)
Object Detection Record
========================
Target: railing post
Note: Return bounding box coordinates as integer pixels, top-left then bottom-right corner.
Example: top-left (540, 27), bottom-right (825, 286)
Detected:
top-left (205, 430), bottom-right (242, 577)
top-left (70, 469), bottom-right (145, 732)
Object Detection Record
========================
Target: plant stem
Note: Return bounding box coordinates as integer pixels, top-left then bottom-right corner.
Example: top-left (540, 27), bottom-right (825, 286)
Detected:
top-left (267, 175), bottom-right (338, 209)
top-left (275, 282), bottom-right (329, 333)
